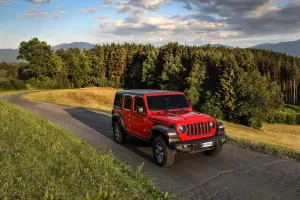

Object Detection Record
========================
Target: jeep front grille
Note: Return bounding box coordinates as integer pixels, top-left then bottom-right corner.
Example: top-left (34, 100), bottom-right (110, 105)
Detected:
top-left (186, 122), bottom-right (211, 137)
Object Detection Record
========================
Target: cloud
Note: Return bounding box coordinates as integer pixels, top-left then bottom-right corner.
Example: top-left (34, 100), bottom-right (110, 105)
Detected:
top-left (53, 10), bottom-right (68, 19)
top-left (0, 0), bottom-right (15, 5)
top-left (55, 5), bottom-right (61, 8)
top-left (25, 0), bottom-right (50, 3)
top-left (80, 7), bottom-right (97, 13)
top-left (60, 11), bottom-right (68, 15)
top-left (95, 12), bottom-right (229, 45)
top-left (100, 0), bottom-right (114, 8)
top-left (174, 0), bottom-right (300, 37)
top-left (97, 15), bottom-right (108, 19)
top-left (116, 0), bottom-right (169, 13)
top-left (21, 7), bottom-right (49, 20)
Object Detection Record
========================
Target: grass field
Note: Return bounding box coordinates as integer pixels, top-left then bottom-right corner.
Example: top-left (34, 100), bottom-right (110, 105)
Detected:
top-left (0, 100), bottom-right (172, 200)
top-left (23, 88), bottom-right (300, 160)
top-left (0, 90), bottom-right (29, 96)
top-left (24, 87), bottom-right (118, 113)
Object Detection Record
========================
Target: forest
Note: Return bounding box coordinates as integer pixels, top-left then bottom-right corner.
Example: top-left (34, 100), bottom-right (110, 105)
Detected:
top-left (2, 38), bottom-right (300, 128)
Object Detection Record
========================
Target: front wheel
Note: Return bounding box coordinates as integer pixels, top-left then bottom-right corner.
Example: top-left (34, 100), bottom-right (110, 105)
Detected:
top-left (152, 137), bottom-right (175, 167)
top-left (113, 122), bottom-right (126, 144)
top-left (204, 144), bottom-right (223, 156)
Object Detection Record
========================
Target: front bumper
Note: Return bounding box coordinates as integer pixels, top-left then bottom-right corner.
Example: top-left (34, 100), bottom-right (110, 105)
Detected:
top-left (170, 133), bottom-right (227, 153)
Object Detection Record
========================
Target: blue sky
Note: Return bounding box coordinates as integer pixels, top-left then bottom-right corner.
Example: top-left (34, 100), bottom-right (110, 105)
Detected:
top-left (0, 0), bottom-right (299, 49)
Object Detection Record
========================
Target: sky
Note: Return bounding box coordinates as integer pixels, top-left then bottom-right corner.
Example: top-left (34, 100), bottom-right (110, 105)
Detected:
top-left (0, 0), bottom-right (300, 49)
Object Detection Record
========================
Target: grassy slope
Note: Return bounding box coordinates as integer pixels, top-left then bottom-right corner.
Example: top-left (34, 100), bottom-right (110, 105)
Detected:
top-left (0, 90), bottom-right (29, 96)
top-left (24, 87), bottom-right (118, 113)
top-left (0, 100), bottom-right (171, 200)
top-left (23, 88), bottom-right (300, 160)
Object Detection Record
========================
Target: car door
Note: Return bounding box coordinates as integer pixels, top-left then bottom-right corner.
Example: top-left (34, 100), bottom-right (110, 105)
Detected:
top-left (122, 95), bottom-right (134, 133)
top-left (130, 96), bottom-right (151, 139)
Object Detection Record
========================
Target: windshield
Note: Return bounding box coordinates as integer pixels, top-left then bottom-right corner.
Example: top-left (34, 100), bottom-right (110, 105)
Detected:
top-left (146, 95), bottom-right (190, 111)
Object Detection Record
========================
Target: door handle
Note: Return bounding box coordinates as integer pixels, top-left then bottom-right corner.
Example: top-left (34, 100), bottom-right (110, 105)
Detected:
top-left (130, 115), bottom-right (136, 119)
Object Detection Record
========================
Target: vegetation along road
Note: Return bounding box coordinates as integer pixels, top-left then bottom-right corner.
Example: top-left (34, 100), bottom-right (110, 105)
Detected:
top-left (2, 92), bottom-right (300, 200)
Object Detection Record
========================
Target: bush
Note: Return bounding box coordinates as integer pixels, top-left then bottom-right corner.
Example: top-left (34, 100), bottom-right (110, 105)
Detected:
top-left (26, 77), bottom-right (58, 89)
top-left (0, 77), bottom-right (26, 91)
top-left (266, 109), bottom-right (300, 125)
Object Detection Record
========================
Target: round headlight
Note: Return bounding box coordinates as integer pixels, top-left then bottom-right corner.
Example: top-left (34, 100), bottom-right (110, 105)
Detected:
top-left (178, 125), bottom-right (187, 133)
top-left (209, 121), bottom-right (215, 128)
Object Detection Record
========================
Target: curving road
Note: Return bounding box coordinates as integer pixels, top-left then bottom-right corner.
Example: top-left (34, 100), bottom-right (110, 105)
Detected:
top-left (2, 93), bottom-right (300, 200)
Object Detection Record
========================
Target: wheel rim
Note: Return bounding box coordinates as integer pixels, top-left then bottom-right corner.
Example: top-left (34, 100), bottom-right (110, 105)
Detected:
top-left (115, 124), bottom-right (120, 141)
top-left (155, 143), bottom-right (164, 163)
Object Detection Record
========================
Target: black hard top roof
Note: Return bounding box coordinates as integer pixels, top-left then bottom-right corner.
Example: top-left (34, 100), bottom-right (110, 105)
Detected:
top-left (116, 89), bottom-right (182, 96)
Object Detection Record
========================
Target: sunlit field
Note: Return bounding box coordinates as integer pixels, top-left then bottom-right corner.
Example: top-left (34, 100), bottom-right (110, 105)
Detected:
top-left (24, 87), bottom-right (120, 113)
top-left (0, 90), bottom-right (28, 96)
top-left (24, 87), bottom-right (300, 160)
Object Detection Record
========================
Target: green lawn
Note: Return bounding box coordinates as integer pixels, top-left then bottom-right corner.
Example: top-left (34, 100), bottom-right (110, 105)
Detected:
top-left (0, 100), bottom-right (172, 200)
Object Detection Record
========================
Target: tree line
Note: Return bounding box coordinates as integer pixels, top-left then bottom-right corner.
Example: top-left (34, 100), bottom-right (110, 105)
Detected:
top-left (2, 38), bottom-right (300, 128)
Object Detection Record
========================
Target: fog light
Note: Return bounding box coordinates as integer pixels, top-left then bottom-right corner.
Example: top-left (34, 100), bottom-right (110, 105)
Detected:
top-left (176, 144), bottom-right (192, 151)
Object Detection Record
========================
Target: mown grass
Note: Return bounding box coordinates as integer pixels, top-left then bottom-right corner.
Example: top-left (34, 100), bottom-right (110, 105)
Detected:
top-left (0, 100), bottom-right (172, 200)
top-left (23, 87), bottom-right (300, 161)
top-left (24, 87), bottom-right (119, 113)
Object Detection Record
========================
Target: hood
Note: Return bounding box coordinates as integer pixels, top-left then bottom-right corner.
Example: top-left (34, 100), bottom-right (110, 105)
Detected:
top-left (149, 110), bottom-right (215, 126)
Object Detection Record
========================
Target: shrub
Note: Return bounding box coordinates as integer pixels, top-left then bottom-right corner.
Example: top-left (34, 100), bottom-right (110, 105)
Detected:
top-left (0, 77), bottom-right (26, 91)
top-left (266, 109), bottom-right (300, 125)
top-left (285, 113), bottom-right (297, 125)
top-left (26, 77), bottom-right (58, 89)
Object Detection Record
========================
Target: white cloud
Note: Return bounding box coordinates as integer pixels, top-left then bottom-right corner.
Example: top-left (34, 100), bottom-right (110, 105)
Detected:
top-left (60, 11), bottom-right (68, 15)
top-left (116, 0), bottom-right (169, 12)
top-left (80, 7), bottom-right (97, 13)
top-left (100, 0), bottom-right (114, 8)
top-left (97, 15), bottom-right (108, 19)
top-left (25, 0), bottom-right (50, 3)
top-left (95, 13), bottom-right (229, 45)
top-left (21, 7), bottom-right (49, 20)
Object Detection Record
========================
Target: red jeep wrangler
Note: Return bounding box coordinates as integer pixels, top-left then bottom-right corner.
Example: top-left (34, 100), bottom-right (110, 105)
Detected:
top-left (111, 90), bottom-right (227, 167)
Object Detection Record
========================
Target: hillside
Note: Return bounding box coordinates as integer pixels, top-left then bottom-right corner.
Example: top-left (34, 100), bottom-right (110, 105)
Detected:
top-left (52, 42), bottom-right (94, 51)
top-left (0, 49), bottom-right (19, 63)
top-left (251, 39), bottom-right (300, 56)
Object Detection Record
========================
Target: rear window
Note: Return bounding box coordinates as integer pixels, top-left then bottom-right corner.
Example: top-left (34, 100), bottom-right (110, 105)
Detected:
top-left (124, 96), bottom-right (132, 110)
top-left (114, 93), bottom-right (122, 109)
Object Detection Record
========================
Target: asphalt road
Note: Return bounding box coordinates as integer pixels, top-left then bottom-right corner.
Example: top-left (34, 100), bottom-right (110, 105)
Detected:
top-left (2, 93), bottom-right (300, 200)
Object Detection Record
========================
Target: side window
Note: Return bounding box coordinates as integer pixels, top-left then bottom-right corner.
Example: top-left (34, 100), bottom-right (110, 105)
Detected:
top-left (134, 97), bottom-right (145, 112)
top-left (114, 94), bottom-right (122, 109)
top-left (124, 96), bottom-right (132, 110)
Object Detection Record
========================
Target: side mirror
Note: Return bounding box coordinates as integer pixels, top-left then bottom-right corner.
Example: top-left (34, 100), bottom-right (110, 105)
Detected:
top-left (136, 106), bottom-right (145, 114)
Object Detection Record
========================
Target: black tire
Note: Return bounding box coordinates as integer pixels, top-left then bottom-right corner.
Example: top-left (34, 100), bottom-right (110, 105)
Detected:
top-left (113, 121), bottom-right (126, 144)
top-left (204, 144), bottom-right (223, 156)
top-left (152, 137), bottom-right (175, 167)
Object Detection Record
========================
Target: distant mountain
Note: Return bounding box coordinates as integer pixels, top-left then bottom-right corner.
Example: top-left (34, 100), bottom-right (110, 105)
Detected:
top-left (251, 39), bottom-right (300, 56)
top-left (0, 42), bottom-right (96, 63)
top-left (202, 43), bottom-right (234, 49)
top-left (0, 49), bottom-right (19, 63)
top-left (52, 42), bottom-right (95, 51)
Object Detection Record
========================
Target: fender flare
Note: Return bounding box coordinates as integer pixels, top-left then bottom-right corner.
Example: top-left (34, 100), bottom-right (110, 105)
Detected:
top-left (112, 113), bottom-right (125, 131)
top-left (151, 125), bottom-right (180, 144)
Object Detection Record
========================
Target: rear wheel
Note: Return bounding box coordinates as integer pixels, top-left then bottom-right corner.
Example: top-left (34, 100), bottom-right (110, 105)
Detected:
top-left (113, 122), bottom-right (126, 144)
top-left (204, 144), bottom-right (223, 156)
top-left (152, 137), bottom-right (175, 167)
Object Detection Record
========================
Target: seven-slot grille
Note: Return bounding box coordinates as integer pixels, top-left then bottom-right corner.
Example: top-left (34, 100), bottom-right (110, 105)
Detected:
top-left (186, 122), bottom-right (211, 137)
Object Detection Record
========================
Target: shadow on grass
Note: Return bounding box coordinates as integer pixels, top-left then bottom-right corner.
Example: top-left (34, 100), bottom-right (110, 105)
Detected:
top-left (63, 107), bottom-right (157, 165)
